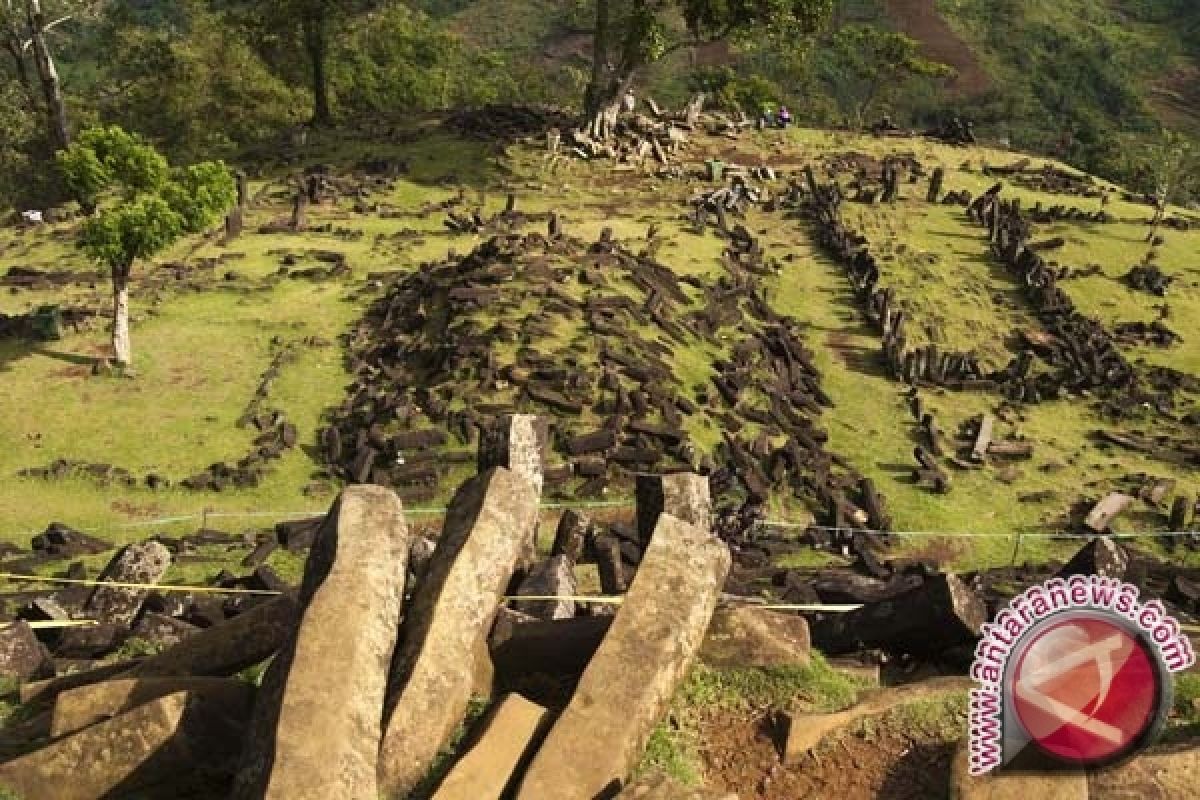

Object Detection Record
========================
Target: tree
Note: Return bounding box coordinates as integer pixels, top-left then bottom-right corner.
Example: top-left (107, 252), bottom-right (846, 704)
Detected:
top-left (580, 0), bottom-right (832, 137)
top-left (826, 25), bottom-right (953, 128)
top-left (2, 0), bottom-right (98, 151)
top-left (58, 126), bottom-right (236, 366)
top-left (216, 0), bottom-right (376, 126)
top-left (1144, 129), bottom-right (1193, 241)
top-left (94, 0), bottom-right (303, 161)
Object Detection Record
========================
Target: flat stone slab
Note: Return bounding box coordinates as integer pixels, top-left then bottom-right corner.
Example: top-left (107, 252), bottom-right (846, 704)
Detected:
top-left (233, 486), bottom-right (409, 800)
top-left (431, 693), bottom-right (552, 800)
top-left (785, 677), bottom-right (971, 765)
top-left (0, 689), bottom-right (252, 800)
top-left (123, 590), bottom-right (299, 679)
top-left (949, 739), bottom-right (1087, 799)
top-left (1088, 743), bottom-right (1200, 799)
top-left (380, 467), bottom-right (540, 797)
top-left (20, 660), bottom-right (140, 705)
top-left (618, 773), bottom-right (739, 799)
top-left (515, 514), bottom-right (730, 800)
top-left (51, 676), bottom-right (252, 737)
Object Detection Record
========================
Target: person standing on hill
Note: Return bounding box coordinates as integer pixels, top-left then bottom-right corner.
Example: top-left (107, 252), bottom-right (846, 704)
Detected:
top-left (778, 106), bottom-right (792, 128)
top-left (761, 102), bottom-right (776, 129)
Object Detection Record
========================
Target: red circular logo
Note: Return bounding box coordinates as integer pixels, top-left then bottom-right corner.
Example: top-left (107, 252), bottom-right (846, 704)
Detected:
top-left (1011, 616), bottom-right (1162, 766)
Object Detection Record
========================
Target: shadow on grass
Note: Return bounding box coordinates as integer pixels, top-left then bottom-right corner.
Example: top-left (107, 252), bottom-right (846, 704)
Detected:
top-left (30, 347), bottom-right (96, 366)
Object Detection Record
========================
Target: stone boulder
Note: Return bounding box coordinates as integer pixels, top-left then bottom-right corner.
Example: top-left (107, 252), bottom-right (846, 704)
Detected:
top-left (513, 555), bottom-right (577, 620)
top-left (0, 621), bottom-right (52, 681)
top-left (0, 689), bottom-right (252, 800)
top-left (700, 606), bottom-right (810, 669)
top-left (84, 540), bottom-right (172, 626)
top-left (431, 693), bottom-right (552, 800)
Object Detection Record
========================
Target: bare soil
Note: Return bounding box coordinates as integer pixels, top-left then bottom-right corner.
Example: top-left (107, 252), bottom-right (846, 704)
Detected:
top-left (881, 0), bottom-right (991, 96)
top-left (696, 707), bottom-right (957, 800)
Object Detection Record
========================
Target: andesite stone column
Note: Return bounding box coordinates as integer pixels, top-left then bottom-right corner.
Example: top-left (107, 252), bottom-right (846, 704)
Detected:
top-left (379, 466), bottom-right (540, 797)
top-left (231, 486), bottom-right (410, 800)
top-left (515, 513), bottom-right (730, 800)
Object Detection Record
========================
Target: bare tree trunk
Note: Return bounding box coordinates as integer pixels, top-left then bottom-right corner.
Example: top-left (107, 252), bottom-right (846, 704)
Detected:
top-left (3, 20), bottom-right (33, 97)
top-left (583, 0), bottom-right (611, 121)
top-left (25, 0), bottom-right (69, 151)
top-left (111, 266), bottom-right (132, 366)
top-left (302, 12), bottom-right (331, 126)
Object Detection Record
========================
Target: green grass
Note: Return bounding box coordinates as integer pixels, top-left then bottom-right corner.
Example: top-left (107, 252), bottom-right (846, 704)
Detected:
top-left (638, 655), bottom-right (864, 786)
top-left (840, 693), bottom-right (969, 747)
top-left (2, 121), bottom-right (1198, 579)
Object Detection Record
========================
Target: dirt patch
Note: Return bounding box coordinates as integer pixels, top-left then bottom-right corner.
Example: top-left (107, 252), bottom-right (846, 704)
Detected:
top-left (110, 499), bottom-right (164, 517)
top-left (881, 0), bottom-right (991, 96)
top-left (1148, 63), bottom-right (1200, 130)
top-left (696, 707), bottom-right (956, 800)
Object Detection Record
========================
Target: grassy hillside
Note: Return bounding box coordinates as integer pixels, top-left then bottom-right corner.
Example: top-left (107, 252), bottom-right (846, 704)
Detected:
top-left (2, 116), bottom-right (1197, 583)
top-left (433, 0), bottom-right (1200, 199)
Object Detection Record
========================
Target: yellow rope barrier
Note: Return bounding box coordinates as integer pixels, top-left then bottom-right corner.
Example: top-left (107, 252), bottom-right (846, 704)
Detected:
top-left (0, 572), bottom-right (281, 596)
top-left (1, 619), bottom-right (98, 630)
top-left (0, 573), bottom-right (865, 613)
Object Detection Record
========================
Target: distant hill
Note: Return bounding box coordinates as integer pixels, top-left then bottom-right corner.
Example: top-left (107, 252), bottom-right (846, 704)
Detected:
top-left (434, 0), bottom-right (1200, 192)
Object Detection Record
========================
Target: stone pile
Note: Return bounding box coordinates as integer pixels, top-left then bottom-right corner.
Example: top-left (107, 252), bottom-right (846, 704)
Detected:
top-left (441, 104), bottom-right (579, 141)
top-left (1027, 201), bottom-right (1112, 224)
top-left (921, 116), bottom-right (976, 145)
top-left (0, 307), bottom-right (96, 341)
top-left (1113, 319), bottom-right (1181, 348)
top-left (985, 161), bottom-right (1103, 199)
top-left (320, 224), bottom-right (885, 530)
top-left (1, 266), bottom-right (103, 290)
top-left (1124, 263), bottom-right (1174, 296)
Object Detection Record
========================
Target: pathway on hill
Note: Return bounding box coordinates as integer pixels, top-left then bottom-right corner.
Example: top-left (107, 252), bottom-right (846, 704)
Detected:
top-left (882, 0), bottom-right (991, 96)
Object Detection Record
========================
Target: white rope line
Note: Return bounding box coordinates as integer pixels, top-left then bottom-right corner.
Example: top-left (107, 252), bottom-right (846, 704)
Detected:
top-left (4, 510), bottom-right (1196, 542)
top-left (758, 523), bottom-right (1200, 539)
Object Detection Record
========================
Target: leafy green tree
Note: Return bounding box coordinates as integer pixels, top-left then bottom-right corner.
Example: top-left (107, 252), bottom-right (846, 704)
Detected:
top-left (94, 1), bottom-right (304, 160)
top-left (580, 0), bottom-right (832, 136)
top-left (57, 125), bottom-right (235, 366)
top-left (216, 0), bottom-right (376, 126)
top-left (826, 25), bottom-right (953, 127)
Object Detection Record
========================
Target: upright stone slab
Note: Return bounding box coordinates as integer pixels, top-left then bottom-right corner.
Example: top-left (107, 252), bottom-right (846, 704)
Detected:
top-left (635, 473), bottom-right (712, 544)
top-left (84, 540), bottom-right (172, 626)
top-left (0, 621), bottom-right (51, 681)
top-left (379, 467), bottom-right (540, 797)
top-left (431, 693), bottom-right (552, 800)
top-left (515, 515), bottom-right (730, 800)
top-left (51, 676), bottom-right (253, 737)
top-left (0, 690), bottom-right (252, 800)
top-left (478, 415), bottom-right (548, 497)
top-left (232, 486), bottom-right (409, 800)
top-left (124, 590), bottom-right (299, 678)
